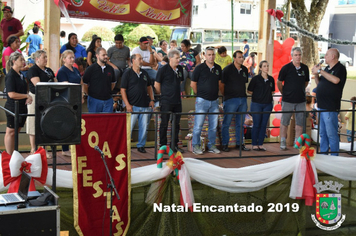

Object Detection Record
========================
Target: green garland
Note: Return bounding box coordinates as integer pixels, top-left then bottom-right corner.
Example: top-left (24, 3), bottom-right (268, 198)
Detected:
top-left (280, 19), bottom-right (356, 45)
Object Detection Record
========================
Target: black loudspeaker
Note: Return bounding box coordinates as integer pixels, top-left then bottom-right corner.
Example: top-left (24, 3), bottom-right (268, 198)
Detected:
top-left (35, 83), bottom-right (82, 146)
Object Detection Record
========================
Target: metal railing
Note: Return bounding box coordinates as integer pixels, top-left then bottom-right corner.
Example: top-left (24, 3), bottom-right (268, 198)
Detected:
top-left (2, 97), bottom-right (356, 162)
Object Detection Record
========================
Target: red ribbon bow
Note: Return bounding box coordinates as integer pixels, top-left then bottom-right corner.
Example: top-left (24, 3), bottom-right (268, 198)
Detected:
top-left (266, 9), bottom-right (284, 21)
top-left (1, 147), bottom-right (48, 193)
top-left (170, 155), bottom-right (184, 170)
top-left (300, 146), bottom-right (315, 160)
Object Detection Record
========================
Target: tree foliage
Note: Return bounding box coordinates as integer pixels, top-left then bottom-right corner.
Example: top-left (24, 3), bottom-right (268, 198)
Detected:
top-left (112, 23), bottom-right (172, 46)
top-left (112, 23), bottom-right (140, 39)
top-left (81, 26), bottom-right (115, 41)
top-left (126, 25), bottom-right (158, 49)
top-left (290, 0), bottom-right (329, 68)
top-left (148, 25), bottom-right (172, 43)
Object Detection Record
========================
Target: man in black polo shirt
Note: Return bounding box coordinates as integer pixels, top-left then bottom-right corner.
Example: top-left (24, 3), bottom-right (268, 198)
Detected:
top-left (121, 54), bottom-right (155, 153)
top-left (277, 47), bottom-right (309, 150)
top-left (191, 47), bottom-right (222, 155)
top-left (155, 49), bottom-right (184, 153)
top-left (312, 48), bottom-right (346, 156)
top-left (220, 50), bottom-right (250, 152)
top-left (83, 47), bottom-right (116, 113)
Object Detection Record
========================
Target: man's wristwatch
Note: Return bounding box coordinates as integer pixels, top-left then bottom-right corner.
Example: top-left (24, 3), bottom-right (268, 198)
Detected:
top-left (317, 69), bottom-right (321, 74)
top-left (150, 52), bottom-right (154, 55)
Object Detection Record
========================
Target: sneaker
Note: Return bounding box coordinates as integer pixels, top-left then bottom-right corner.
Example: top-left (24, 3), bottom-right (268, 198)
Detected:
top-left (174, 146), bottom-right (185, 153)
top-left (208, 145), bottom-right (221, 154)
top-left (193, 145), bottom-right (203, 155)
top-left (222, 145), bottom-right (229, 152)
top-left (236, 144), bottom-right (251, 151)
top-left (280, 139), bottom-right (287, 150)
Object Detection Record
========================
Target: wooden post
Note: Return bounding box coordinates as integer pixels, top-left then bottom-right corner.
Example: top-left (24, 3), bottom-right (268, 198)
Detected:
top-left (257, 0), bottom-right (276, 75)
top-left (44, 0), bottom-right (60, 72)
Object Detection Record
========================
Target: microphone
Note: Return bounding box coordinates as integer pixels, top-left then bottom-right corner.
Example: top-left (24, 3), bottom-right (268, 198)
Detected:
top-left (317, 59), bottom-right (324, 67)
top-left (94, 146), bottom-right (104, 156)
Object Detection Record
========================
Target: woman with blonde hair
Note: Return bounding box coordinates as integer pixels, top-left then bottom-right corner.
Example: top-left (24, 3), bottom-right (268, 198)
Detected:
top-left (4, 52), bottom-right (33, 154)
top-left (57, 49), bottom-right (83, 156)
top-left (27, 50), bottom-right (56, 156)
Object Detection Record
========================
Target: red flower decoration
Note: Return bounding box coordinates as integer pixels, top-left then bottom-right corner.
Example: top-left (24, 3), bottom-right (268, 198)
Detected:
top-left (20, 161), bottom-right (32, 173)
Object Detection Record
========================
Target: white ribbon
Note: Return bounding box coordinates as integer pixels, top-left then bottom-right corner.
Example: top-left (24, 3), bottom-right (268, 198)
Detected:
top-left (9, 151), bottom-right (42, 178)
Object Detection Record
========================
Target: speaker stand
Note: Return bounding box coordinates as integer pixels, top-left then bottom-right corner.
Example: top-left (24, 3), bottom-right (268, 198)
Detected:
top-left (51, 145), bottom-right (57, 192)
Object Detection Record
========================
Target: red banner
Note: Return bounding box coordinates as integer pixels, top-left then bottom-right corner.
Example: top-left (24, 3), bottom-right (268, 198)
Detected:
top-left (66, 0), bottom-right (192, 26)
top-left (72, 113), bottom-right (131, 236)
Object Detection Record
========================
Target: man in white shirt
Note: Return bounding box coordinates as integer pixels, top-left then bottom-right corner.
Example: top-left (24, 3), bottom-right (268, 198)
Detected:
top-left (131, 37), bottom-right (157, 80)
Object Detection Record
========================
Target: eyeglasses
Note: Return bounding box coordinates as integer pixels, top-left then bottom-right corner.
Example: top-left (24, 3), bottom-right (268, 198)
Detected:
top-left (296, 69), bottom-right (304, 77)
top-left (44, 69), bottom-right (53, 79)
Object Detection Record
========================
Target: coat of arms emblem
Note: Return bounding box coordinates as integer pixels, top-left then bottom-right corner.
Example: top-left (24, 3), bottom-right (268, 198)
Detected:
top-left (311, 180), bottom-right (346, 230)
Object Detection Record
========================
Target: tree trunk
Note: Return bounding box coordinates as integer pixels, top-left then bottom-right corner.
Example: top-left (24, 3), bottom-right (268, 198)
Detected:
top-left (290, 0), bottom-right (329, 69)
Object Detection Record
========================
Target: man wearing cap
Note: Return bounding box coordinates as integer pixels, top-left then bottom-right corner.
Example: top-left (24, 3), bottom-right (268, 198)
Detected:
top-left (147, 36), bottom-right (156, 51)
top-left (243, 39), bottom-right (249, 58)
top-left (0, 6), bottom-right (24, 49)
top-left (28, 21), bottom-right (44, 38)
top-left (132, 36), bottom-right (157, 80)
top-left (147, 35), bottom-right (162, 68)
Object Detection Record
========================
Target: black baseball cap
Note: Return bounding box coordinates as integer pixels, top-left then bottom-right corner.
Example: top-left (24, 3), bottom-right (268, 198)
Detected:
top-left (139, 37), bottom-right (149, 43)
top-left (2, 6), bottom-right (13, 13)
top-left (147, 36), bottom-right (155, 40)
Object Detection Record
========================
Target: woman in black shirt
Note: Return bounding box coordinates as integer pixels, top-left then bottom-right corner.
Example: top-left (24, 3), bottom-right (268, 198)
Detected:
top-left (247, 60), bottom-right (275, 151)
top-left (86, 36), bottom-right (102, 66)
top-left (27, 50), bottom-right (56, 155)
top-left (4, 52), bottom-right (33, 154)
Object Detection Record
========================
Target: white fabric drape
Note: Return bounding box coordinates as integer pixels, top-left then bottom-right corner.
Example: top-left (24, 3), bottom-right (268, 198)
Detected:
top-left (1, 154), bottom-right (356, 195)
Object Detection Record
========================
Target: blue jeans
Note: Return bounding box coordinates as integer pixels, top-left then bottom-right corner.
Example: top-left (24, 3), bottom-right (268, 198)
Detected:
top-left (181, 70), bottom-right (194, 92)
top-left (192, 97), bottom-right (219, 149)
top-left (347, 129), bottom-right (356, 142)
top-left (87, 96), bottom-right (113, 113)
top-left (319, 110), bottom-right (339, 156)
top-left (222, 97), bottom-right (247, 145)
top-left (131, 106), bottom-right (152, 148)
top-left (250, 102), bottom-right (273, 146)
top-left (143, 68), bottom-right (157, 81)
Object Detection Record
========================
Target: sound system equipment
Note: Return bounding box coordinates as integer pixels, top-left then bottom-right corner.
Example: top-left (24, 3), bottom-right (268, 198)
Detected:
top-left (35, 82), bottom-right (82, 146)
top-left (0, 186), bottom-right (60, 235)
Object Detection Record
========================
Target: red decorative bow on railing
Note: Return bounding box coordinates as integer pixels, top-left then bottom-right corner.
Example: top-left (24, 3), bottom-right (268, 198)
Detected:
top-left (266, 9), bottom-right (284, 21)
top-left (1, 147), bottom-right (48, 193)
top-left (292, 134), bottom-right (317, 206)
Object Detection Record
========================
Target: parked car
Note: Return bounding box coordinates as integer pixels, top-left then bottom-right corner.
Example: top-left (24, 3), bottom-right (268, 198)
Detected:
top-left (319, 52), bottom-right (353, 68)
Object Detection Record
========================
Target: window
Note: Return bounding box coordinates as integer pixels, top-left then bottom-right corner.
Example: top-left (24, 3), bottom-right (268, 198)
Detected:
top-left (171, 28), bottom-right (188, 43)
top-left (240, 4), bottom-right (251, 14)
top-left (204, 30), bottom-right (221, 43)
top-left (193, 5), bottom-right (199, 15)
top-left (190, 32), bottom-right (202, 44)
top-left (221, 30), bottom-right (238, 42)
top-left (238, 31), bottom-right (256, 43)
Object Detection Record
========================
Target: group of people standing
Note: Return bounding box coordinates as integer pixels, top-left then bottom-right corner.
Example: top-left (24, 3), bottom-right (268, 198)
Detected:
top-left (277, 47), bottom-right (346, 156)
top-left (191, 48), bottom-right (275, 154)
top-left (0, 4), bottom-right (347, 156)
